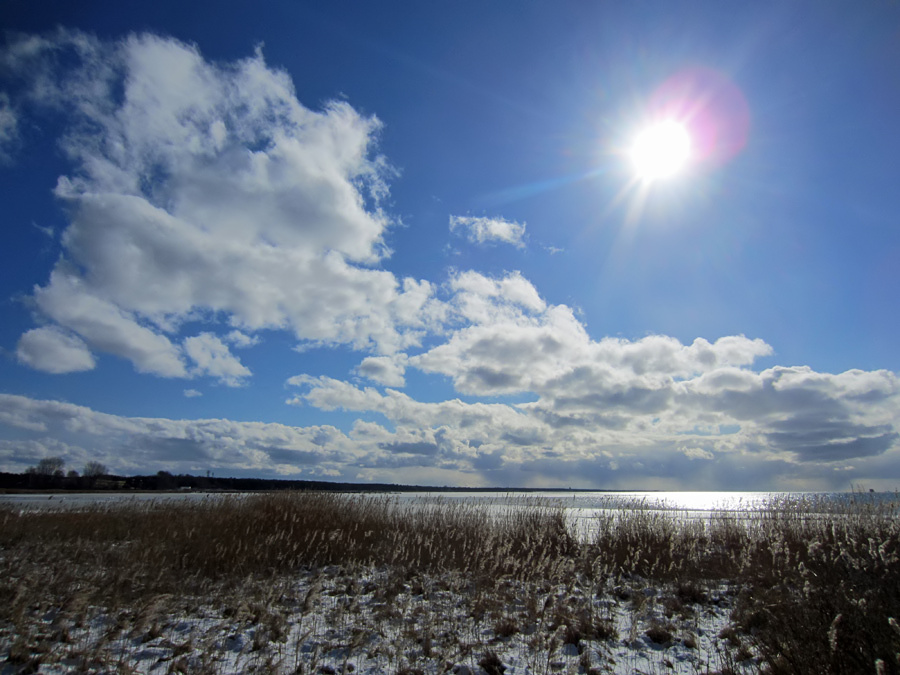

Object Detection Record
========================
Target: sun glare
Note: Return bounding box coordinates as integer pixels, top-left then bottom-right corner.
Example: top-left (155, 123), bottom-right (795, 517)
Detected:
top-left (630, 120), bottom-right (691, 181)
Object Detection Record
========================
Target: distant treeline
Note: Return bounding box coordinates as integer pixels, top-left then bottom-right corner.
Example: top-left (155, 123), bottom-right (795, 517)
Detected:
top-left (0, 470), bottom-right (429, 492)
top-left (0, 470), bottom-right (592, 493)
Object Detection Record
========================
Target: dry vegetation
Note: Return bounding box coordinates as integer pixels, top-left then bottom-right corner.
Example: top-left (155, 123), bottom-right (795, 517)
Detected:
top-left (0, 492), bottom-right (898, 674)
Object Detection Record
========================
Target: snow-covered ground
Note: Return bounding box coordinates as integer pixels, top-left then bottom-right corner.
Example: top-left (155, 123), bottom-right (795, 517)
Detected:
top-left (1, 564), bottom-right (758, 674)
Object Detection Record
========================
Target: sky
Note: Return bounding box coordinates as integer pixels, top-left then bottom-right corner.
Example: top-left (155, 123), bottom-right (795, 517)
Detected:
top-left (1, 1), bottom-right (899, 490)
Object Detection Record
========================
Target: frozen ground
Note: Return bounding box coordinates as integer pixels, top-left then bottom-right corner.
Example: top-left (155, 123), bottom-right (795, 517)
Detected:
top-left (1, 564), bottom-right (758, 675)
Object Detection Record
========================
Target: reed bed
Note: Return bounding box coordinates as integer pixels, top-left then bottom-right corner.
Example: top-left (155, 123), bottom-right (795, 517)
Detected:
top-left (1, 491), bottom-right (898, 674)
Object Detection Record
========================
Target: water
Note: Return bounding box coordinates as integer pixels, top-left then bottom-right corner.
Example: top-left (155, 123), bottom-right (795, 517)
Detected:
top-left (394, 490), bottom-right (900, 539)
top-left (3, 489), bottom-right (895, 523)
top-left (0, 490), bottom-right (222, 510)
top-left (394, 489), bottom-right (897, 515)
top-left (396, 489), bottom-right (780, 513)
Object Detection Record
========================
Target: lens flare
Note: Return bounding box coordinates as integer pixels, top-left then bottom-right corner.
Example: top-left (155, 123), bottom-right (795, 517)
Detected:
top-left (648, 67), bottom-right (751, 167)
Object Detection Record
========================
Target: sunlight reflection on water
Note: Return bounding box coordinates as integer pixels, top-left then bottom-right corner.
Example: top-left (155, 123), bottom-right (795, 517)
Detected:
top-left (3, 489), bottom-right (895, 522)
top-left (395, 490), bottom-right (899, 538)
top-left (397, 489), bottom-right (795, 513)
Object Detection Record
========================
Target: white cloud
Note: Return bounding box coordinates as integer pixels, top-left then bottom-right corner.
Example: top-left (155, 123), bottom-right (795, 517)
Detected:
top-left (7, 31), bottom-right (442, 377)
top-left (450, 215), bottom-right (526, 248)
top-left (288, 310), bottom-right (899, 480)
top-left (682, 446), bottom-right (714, 460)
top-left (355, 354), bottom-right (409, 387)
top-left (416, 269), bottom-right (774, 402)
top-left (678, 366), bottom-right (900, 463)
top-left (33, 268), bottom-right (187, 377)
top-left (33, 222), bottom-right (55, 239)
top-left (183, 389), bottom-right (203, 398)
top-left (225, 331), bottom-right (259, 348)
top-left (183, 333), bottom-right (251, 386)
top-left (447, 270), bottom-right (546, 326)
top-left (412, 303), bottom-right (585, 396)
top-left (16, 326), bottom-right (96, 374)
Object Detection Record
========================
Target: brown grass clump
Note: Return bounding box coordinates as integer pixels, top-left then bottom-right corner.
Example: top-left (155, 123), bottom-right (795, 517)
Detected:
top-left (492, 617), bottom-right (519, 639)
top-left (728, 495), bottom-right (900, 675)
top-left (645, 622), bottom-right (674, 645)
top-left (583, 493), bottom-right (900, 674)
top-left (478, 649), bottom-right (506, 674)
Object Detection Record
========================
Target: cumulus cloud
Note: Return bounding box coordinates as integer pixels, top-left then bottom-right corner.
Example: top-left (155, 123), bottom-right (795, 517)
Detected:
top-left (682, 446), bottom-right (714, 461)
top-left (286, 295), bottom-right (899, 484)
top-left (183, 333), bottom-right (251, 386)
top-left (283, 265), bottom-right (897, 485)
top-left (450, 215), bottom-right (526, 248)
top-left (448, 270), bottom-right (546, 325)
top-left (33, 269), bottom-right (187, 377)
top-left (413, 269), bottom-right (773, 401)
top-left (355, 354), bottom-right (409, 387)
top-left (680, 366), bottom-right (900, 463)
top-left (6, 30), bottom-right (442, 379)
top-left (183, 389), bottom-right (203, 398)
top-left (16, 326), bottom-right (96, 374)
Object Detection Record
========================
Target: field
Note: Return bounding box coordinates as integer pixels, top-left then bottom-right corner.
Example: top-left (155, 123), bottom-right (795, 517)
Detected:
top-left (1, 492), bottom-right (899, 674)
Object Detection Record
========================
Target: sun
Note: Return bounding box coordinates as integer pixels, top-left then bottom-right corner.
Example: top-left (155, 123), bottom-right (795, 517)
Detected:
top-left (629, 120), bottom-right (692, 181)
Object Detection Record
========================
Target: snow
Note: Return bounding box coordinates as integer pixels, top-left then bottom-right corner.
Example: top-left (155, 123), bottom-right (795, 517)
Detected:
top-left (1, 565), bottom-right (759, 674)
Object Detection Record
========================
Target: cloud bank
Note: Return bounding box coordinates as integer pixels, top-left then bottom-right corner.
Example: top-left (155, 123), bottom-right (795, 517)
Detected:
top-left (2, 353), bottom-right (898, 489)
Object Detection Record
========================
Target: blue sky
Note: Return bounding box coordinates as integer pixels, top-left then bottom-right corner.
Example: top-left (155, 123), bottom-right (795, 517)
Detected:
top-left (1, 1), bottom-right (898, 489)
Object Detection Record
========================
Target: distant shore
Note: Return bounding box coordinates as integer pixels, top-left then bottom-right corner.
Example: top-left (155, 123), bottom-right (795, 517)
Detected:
top-left (0, 469), bottom-right (634, 494)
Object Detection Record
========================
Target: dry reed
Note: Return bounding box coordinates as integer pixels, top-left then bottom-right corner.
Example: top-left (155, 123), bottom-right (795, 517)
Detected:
top-left (1, 490), bottom-right (898, 674)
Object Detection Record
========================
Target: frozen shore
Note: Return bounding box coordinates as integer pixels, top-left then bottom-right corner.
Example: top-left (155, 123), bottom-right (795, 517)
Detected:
top-left (0, 565), bottom-right (755, 675)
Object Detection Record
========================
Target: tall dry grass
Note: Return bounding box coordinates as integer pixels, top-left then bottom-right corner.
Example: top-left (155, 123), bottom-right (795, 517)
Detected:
top-left (0, 493), bottom-right (572, 613)
top-left (583, 493), bottom-right (900, 674)
top-left (1, 491), bottom-right (898, 674)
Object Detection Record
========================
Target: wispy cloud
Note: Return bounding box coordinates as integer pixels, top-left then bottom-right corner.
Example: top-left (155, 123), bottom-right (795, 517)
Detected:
top-left (449, 215), bottom-right (527, 248)
top-left (224, 331), bottom-right (260, 349)
top-left (0, 93), bottom-right (17, 162)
